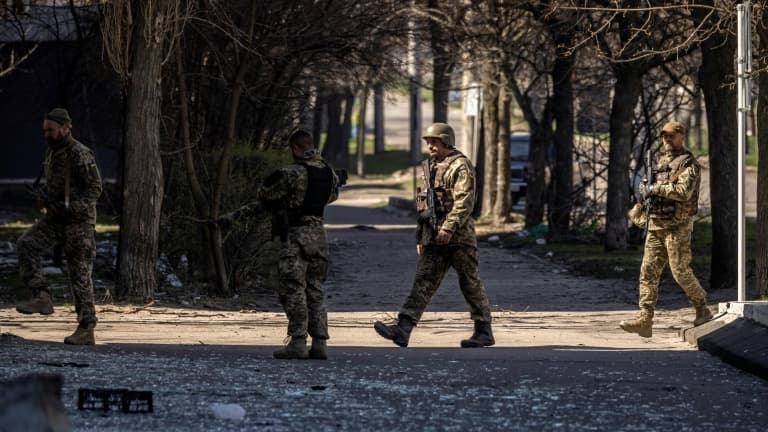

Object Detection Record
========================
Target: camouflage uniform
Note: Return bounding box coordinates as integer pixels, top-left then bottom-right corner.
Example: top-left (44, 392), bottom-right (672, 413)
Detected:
top-left (17, 135), bottom-right (102, 326)
top-left (258, 149), bottom-right (339, 340)
top-left (401, 150), bottom-right (492, 324)
top-left (629, 147), bottom-right (707, 320)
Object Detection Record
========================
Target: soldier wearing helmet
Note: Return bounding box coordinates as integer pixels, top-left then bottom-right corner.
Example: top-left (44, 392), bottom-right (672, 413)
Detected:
top-left (374, 122), bottom-right (494, 348)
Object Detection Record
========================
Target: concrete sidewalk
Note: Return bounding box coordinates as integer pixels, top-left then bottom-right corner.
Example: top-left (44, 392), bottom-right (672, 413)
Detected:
top-left (683, 301), bottom-right (768, 380)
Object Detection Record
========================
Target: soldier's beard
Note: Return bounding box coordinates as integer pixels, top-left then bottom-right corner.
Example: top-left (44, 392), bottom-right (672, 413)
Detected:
top-left (46, 135), bottom-right (66, 148)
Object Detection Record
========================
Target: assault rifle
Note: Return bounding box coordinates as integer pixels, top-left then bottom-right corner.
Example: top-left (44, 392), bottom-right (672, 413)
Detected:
top-left (421, 160), bottom-right (438, 240)
top-left (211, 201), bottom-right (293, 242)
top-left (25, 183), bottom-right (67, 214)
top-left (644, 148), bottom-right (655, 233)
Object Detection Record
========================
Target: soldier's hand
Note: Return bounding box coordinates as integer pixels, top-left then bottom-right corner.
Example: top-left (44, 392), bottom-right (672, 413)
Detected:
top-left (44, 199), bottom-right (67, 216)
top-left (639, 182), bottom-right (656, 200)
top-left (416, 244), bottom-right (424, 255)
top-left (436, 229), bottom-right (452, 246)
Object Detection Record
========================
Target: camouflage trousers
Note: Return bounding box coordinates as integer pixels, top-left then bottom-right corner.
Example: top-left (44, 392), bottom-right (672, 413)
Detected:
top-left (638, 222), bottom-right (707, 319)
top-left (277, 240), bottom-right (329, 339)
top-left (400, 245), bottom-right (491, 324)
top-left (17, 216), bottom-right (97, 325)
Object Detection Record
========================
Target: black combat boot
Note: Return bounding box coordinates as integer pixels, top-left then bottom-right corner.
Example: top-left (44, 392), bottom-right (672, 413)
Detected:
top-left (373, 316), bottom-right (414, 347)
top-left (460, 320), bottom-right (495, 348)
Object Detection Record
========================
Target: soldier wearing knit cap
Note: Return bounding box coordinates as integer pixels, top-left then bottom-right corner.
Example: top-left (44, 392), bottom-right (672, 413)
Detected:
top-left (45, 108), bottom-right (72, 127)
top-left (15, 108), bottom-right (102, 345)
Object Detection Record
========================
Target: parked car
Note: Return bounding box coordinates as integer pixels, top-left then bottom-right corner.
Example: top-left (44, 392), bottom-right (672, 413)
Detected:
top-left (509, 132), bottom-right (530, 205)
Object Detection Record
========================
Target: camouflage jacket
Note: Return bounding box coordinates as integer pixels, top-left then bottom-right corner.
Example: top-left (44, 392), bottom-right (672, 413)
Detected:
top-left (648, 148), bottom-right (700, 231)
top-left (629, 148), bottom-right (700, 231)
top-left (257, 150), bottom-right (339, 255)
top-left (43, 136), bottom-right (102, 224)
top-left (416, 150), bottom-right (477, 247)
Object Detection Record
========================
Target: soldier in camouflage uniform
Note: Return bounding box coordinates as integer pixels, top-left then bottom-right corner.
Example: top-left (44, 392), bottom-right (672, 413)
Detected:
top-left (374, 123), bottom-right (494, 348)
top-left (622, 120), bottom-right (713, 338)
top-left (16, 108), bottom-right (103, 345)
top-left (235, 129), bottom-right (340, 359)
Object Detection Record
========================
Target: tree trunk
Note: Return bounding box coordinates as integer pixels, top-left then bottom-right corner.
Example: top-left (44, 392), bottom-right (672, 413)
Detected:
top-left (356, 88), bottom-right (368, 177)
top-left (604, 67), bottom-right (643, 251)
top-left (460, 55), bottom-right (479, 161)
top-left (312, 90), bottom-right (325, 150)
top-left (757, 72), bottom-right (768, 299)
top-left (493, 84), bottom-right (511, 225)
top-left (340, 90), bottom-right (354, 169)
top-left (322, 93), bottom-right (343, 162)
top-left (208, 59), bottom-right (249, 295)
top-left (507, 70), bottom-right (552, 229)
top-left (692, 87), bottom-right (703, 151)
top-left (525, 122), bottom-right (552, 229)
top-left (322, 88), bottom-right (354, 169)
top-left (432, 59), bottom-right (451, 123)
top-left (373, 83), bottom-right (385, 154)
top-left (428, 0), bottom-right (453, 124)
top-left (549, 50), bottom-right (575, 239)
top-left (175, 40), bottom-right (215, 281)
top-left (481, 63), bottom-right (500, 216)
top-left (207, 2), bottom-right (256, 295)
top-left (756, 23), bottom-right (768, 299)
top-left (116, 1), bottom-right (164, 301)
top-left (695, 7), bottom-right (738, 290)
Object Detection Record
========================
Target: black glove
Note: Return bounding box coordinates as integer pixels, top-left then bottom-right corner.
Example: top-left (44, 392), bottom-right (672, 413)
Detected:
top-left (44, 198), bottom-right (68, 217)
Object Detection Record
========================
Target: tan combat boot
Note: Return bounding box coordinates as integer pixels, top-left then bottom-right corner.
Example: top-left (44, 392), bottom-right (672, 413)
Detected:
top-left (309, 338), bottom-right (328, 360)
top-left (273, 336), bottom-right (309, 360)
top-left (694, 306), bottom-right (713, 326)
top-left (619, 316), bottom-right (653, 338)
top-left (64, 323), bottom-right (95, 345)
top-left (16, 291), bottom-right (54, 315)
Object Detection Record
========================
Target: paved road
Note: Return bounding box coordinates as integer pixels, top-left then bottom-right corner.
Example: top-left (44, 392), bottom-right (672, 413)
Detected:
top-left (2, 181), bottom-right (767, 431)
top-left (2, 335), bottom-right (767, 432)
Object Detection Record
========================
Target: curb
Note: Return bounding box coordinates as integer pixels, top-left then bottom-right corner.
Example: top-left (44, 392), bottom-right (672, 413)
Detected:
top-left (681, 306), bottom-right (768, 381)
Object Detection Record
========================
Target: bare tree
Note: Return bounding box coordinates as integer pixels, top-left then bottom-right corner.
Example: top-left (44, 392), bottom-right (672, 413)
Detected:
top-left (424, 0), bottom-right (464, 123)
top-left (102, 0), bottom-right (187, 301)
top-left (691, 0), bottom-right (738, 290)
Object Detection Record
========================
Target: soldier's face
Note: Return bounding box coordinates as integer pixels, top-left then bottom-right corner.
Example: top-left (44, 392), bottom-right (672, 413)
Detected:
top-left (426, 137), bottom-right (450, 160)
top-left (661, 132), bottom-right (684, 151)
top-left (43, 119), bottom-right (68, 145)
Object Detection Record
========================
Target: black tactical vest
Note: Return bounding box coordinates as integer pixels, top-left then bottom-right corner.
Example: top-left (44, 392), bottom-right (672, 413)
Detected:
top-left (298, 163), bottom-right (334, 217)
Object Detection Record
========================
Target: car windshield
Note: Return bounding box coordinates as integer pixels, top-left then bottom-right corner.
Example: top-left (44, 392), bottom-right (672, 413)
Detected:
top-left (510, 136), bottom-right (529, 161)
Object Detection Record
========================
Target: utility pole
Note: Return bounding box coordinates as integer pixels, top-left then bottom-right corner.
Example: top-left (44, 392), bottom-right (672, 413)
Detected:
top-left (736, 1), bottom-right (752, 302)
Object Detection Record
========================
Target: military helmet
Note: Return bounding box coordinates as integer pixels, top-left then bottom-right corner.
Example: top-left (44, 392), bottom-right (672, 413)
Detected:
top-left (422, 123), bottom-right (455, 148)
